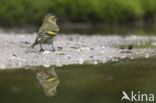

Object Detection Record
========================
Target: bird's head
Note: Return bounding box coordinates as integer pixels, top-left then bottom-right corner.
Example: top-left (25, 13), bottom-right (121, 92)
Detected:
top-left (44, 14), bottom-right (57, 23)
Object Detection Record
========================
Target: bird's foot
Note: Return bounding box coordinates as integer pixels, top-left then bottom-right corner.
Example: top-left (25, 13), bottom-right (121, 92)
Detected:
top-left (39, 49), bottom-right (45, 52)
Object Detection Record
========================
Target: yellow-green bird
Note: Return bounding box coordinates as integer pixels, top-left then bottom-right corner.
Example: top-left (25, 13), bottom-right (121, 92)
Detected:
top-left (32, 14), bottom-right (59, 52)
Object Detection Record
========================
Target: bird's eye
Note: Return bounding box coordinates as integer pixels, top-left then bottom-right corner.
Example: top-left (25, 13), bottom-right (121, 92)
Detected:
top-left (50, 16), bottom-right (55, 21)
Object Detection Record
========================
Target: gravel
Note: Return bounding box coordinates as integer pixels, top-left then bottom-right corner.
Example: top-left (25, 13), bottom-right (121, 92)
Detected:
top-left (0, 33), bottom-right (156, 69)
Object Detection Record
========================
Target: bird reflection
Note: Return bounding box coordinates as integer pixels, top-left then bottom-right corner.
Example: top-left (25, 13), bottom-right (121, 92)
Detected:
top-left (32, 67), bottom-right (59, 97)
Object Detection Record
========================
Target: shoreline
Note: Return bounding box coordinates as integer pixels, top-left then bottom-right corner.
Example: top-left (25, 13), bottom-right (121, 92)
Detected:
top-left (0, 33), bottom-right (156, 69)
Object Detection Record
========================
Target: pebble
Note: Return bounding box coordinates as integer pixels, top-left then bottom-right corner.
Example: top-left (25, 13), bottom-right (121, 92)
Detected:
top-left (101, 58), bottom-right (107, 63)
top-left (43, 64), bottom-right (50, 67)
top-left (145, 54), bottom-right (149, 58)
top-left (65, 55), bottom-right (71, 59)
top-left (78, 59), bottom-right (84, 64)
top-left (42, 51), bottom-right (51, 55)
top-left (75, 49), bottom-right (82, 53)
top-left (0, 34), bottom-right (156, 69)
top-left (93, 61), bottom-right (98, 65)
top-left (55, 51), bottom-right (64, 55)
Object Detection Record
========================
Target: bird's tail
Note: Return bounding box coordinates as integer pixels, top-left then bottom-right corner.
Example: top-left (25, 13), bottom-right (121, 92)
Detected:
top-left (29, 32), bottom-right (41, 49)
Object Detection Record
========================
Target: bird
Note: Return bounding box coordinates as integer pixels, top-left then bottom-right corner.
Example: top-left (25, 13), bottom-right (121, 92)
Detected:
top-left (32, 67), bottom-right (59, 96)
top-left (31, 14), bottom-right (59, 52)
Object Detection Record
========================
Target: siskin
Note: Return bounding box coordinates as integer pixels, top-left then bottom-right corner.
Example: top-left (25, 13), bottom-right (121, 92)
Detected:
top-left (32, 67), bottom-right (59, 97)
top-left (31, 14), bottom-right (59, 52)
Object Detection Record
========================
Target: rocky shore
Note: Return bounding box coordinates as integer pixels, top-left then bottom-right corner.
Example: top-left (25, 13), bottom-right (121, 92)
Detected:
top-left (0, 33), bottom-right (156, 69)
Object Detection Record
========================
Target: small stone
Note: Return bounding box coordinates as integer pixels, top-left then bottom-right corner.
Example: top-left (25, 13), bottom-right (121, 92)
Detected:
top-left (145, 54), bottom-right (149, 58)
top-left (78, 59), bottom-right (84, 64)
top-left (112, 58), bottom-right (119, 62)
top-left (43, 64), bottom-right (50, 67)
top-left (55, 51), bottom-right (64, 55)
top-left (75, 49), bottom-right (82, 53)
top-left (13, 54), bottom-right (17, 57)
top-left (42, 50), bottom-right (51, 55)
top-left (90, 56), bottom-right (94, 58)
top-left (58, 47), bottom-right (63, 51)
top-left (93, 61), bottom-right (98, 65)
top-left (101, 46), bottom-right (106, 49)
top-left (90, 48), bottom-right (94, 50)
top-left (120, 56), bottom-right (126, 59)
top-left (101, 58), bottom-right (107, 63)
top-left (66, 55), bottom-right (71, 59)
top-left (81, 47), bottom-right (90, 51)
top-left (24, 41), bottom-right (31, 44)
top-left (71, 46), bottom-right (80, 49)
top-left (68, 37), bottom-right (73, 41)
top-left (0, 63), bottom-right (6, 69)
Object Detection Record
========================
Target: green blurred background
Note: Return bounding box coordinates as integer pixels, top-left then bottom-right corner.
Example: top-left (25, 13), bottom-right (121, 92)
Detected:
top-left (1, 0), bottom-right (156, 34)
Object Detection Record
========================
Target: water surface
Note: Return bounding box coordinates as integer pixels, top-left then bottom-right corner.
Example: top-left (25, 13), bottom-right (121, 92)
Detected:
top-left (0, 57), bottom-right (156, 103)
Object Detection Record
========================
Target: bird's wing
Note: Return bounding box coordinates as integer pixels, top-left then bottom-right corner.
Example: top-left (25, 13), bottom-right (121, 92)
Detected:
top-left (39, 23), bottom-right (57, 36)
top-left (35, 32), bottom-right (43, 43)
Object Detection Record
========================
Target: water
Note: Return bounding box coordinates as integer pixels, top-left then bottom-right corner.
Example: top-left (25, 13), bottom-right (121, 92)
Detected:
top-left (0, 57), bottom-right (156, 103)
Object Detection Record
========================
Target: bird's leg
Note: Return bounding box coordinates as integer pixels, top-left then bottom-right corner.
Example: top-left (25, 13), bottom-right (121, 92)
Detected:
top-left (51, 42), bottom-right (55, 52)
top-left (39, 43), bottom-right (45, 52)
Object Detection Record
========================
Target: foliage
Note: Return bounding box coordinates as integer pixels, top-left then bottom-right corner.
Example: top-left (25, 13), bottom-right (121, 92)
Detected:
top-left (0, 0), bottom-right (156, 26)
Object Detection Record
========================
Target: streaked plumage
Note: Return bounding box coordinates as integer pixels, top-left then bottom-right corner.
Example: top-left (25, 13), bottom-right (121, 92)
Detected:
top-left (32, 14), bottom-right (59, 52)
top-left (32, 67), bottom-right (59, 97)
